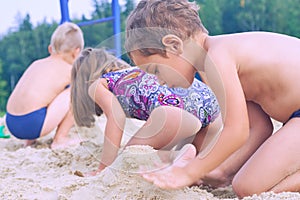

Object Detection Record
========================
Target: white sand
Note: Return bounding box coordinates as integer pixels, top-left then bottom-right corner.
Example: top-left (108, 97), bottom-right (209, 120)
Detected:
top-left (0, 116), bottom-right (299, 200)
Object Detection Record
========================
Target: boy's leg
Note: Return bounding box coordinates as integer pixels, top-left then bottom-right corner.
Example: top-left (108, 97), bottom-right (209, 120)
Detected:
top-left (232, 117), bottom-right (300, 197)
top-left (201, 101), bottom-right (273, 187)
top-left (39, 88), bottom-right (78, 148)
top-left (126, 106), bottom-right (202, 150)
top-left (51, 108), bottom-right (79, 149)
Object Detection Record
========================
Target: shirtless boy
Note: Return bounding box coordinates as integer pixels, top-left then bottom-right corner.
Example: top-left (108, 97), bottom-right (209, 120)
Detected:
top-left (125, 0), bottom-right (300, 197)
top-left (6, 22), bottom-right (84, 149)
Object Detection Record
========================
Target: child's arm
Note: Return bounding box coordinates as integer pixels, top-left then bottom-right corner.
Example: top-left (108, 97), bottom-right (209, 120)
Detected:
top-left (189, 52), bottom-right (250, 173)
top-left (143, 52), bottom-right (250, 188)
top-left (88, 78), bottom-right (126, 172)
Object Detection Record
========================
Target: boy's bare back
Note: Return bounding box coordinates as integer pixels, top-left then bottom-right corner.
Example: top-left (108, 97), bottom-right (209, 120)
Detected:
top-left (6, 21), bottom-right (84, 116)
top-left (206, 31), bottom-right (300, 122)
top-left (6, 55), bottom-right (72, 114)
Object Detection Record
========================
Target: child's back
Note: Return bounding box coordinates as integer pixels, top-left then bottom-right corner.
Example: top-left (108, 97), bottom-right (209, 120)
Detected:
top-left (206, 31), bottom-right (300, 122)
top-left (7, 56), bottom-right (71, 114)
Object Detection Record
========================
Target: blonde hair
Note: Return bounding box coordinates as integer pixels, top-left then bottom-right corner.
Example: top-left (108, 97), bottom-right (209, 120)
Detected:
top-left (71, 48), bottom-right (130, 127)
top-left (125, 0), bottom-right (208, 57)
top-left (50, 22), bottom-right (84, 54)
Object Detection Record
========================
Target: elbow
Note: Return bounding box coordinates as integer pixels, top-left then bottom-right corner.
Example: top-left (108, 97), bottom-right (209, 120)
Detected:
top-left (119, 112), bottom-right (126, 126)
top-left (108, 111), bottom-right (126, 127)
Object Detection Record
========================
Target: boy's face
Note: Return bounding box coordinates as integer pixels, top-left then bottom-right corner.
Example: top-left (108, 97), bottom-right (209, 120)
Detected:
top-left (130, 50), bottom-right (195, 88)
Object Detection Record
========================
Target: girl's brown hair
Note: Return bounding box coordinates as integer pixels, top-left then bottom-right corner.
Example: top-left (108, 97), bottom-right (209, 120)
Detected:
top-left (71, 48), bottom-right (130, 127)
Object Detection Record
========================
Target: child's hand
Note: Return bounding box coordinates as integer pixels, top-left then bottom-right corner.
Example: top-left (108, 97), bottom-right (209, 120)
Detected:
top-left (84, 169), bottom-right (103, 177)
top-left (142, 165), bottom-right (195, 189)
top-left (142, 144), bottom-right (198, 189)
top-left (84, 163), bottom-right (107, 177)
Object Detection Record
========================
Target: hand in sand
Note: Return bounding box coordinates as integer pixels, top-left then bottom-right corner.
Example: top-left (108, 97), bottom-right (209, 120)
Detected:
top-left (142, 144), bottom-right (197, 189)
top-left (84, 169), bottom-right (102, 177)
top-left (84, 164), bottom-right (106, 177)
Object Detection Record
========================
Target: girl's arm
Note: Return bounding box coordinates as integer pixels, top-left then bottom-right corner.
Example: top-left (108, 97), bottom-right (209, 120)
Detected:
top-left (88, 78), bottom-right (126, 171)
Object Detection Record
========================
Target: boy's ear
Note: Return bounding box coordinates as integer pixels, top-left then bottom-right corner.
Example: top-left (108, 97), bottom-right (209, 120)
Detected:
top-left (162, 34), bottom-right (183, 55)
top-left (48, 45), bottom-right (53, 54)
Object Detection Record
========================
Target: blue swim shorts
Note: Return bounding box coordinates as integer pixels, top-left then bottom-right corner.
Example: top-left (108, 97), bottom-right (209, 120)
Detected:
top-left (289, 109), bottom-right (300, 119)
top-left (6, 107), bottom-right (47, 140)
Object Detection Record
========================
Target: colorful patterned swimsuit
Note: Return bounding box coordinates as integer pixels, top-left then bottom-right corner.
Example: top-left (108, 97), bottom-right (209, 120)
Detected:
top-left (102, 67), bottom-right (220, 127)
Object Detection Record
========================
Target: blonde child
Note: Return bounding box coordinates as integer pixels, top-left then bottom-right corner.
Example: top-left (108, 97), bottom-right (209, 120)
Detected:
top-left (125, 0), bottom-right (300, 197)
top-left (6, 22), bottom-right (84, 149)
top-left (71, 48), bottom-right (220, 174)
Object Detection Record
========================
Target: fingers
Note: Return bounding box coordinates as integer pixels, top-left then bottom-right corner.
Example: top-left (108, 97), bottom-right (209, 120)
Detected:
top-left (143, 171), bottom-right (174, 189)
top-left (173, 144), bottom-right (197, 167)
top-left (83, 169), bottom-right (103, 177)
top-left (142, 172), bottom-right (157, 183)
top-left (140, 145), bottom-right (197, 190)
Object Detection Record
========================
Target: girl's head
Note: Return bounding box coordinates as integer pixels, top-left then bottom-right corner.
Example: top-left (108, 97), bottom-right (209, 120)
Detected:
top-left (71, 48), bottom-right (130, 127)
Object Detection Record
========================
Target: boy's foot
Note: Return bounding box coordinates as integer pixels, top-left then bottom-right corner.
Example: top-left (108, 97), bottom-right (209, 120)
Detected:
top-left (24, 139), bottom-right (37, 147)
top-left (200, 169), bottom-right (233, 188)
top-left (51, 136), bottom-right (82, 150)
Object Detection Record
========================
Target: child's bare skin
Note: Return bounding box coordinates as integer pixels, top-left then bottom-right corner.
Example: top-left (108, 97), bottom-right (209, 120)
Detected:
top-left (126, 0), bottom-right (300, 197)
top-left (6, 22), bottom-right (84, 149)
top-left (71, 48), bottom-right (220, 176)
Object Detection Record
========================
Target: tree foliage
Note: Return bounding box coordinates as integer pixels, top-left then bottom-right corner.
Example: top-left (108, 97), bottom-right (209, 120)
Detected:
top-left (0, 0), bottom-right (299, 112)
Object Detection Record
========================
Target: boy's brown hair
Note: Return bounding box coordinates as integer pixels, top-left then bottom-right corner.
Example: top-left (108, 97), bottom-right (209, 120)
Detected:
top-left (71, 48), bottom-right (130, 127)
top-left (125, 0), bottom-right (208, 57)
top-left (50, 22), bottom-right (84, 54)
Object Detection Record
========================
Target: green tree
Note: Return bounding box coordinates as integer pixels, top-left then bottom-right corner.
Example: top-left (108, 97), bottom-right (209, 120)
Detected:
top-left (1, 0), bottom-right (300, 113)
top-left (197, 0), bottom-right (226, 35)
top-left (0, 59), bottom-right (8, 111)
top-left (0, 15), bottom-right (56, 112)
top-left (123, 0), bottom-right (135, 16)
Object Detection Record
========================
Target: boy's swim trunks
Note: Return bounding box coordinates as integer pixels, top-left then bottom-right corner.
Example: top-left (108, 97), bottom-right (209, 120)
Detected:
top-left (289, 109), bottom-right (300, 119)
top-left (6, 107), bottom-right (47, 139)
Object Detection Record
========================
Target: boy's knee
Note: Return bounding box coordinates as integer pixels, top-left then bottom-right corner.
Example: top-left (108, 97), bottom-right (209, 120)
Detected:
top-left (232, 177), bottom-right (248, 198)
top-left (232, 174), bottom-right (255, 198)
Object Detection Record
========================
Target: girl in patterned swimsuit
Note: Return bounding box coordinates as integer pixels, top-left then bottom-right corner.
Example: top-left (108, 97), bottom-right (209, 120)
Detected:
top-left (71, 48), bottom-right (220, 174)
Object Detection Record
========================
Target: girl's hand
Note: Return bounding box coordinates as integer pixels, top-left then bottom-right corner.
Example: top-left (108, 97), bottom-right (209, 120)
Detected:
top-left (84, 164), bottom-right (106, 177)
top-left (84, 169), bottom-right (102, 177)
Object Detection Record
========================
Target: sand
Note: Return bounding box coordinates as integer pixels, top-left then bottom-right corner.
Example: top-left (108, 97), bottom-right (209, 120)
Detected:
top-left (0, 116), bottom-right (299, 200)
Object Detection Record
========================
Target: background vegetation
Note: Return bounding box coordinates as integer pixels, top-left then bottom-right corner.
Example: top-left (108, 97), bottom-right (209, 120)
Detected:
top-left (0, 0), bottom-right (299, 113)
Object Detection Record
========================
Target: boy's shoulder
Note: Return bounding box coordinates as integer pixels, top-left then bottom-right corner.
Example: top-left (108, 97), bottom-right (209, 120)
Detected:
top-left (30, 56), bottom-right (71, 71)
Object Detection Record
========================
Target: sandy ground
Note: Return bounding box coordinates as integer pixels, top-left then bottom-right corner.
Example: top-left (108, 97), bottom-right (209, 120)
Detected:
top-left (0, 116), bottom-right (299, 200)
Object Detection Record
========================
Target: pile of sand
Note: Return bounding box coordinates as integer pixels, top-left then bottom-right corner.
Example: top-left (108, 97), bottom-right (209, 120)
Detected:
top-left (0, 116), bottom-right (299, 200)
